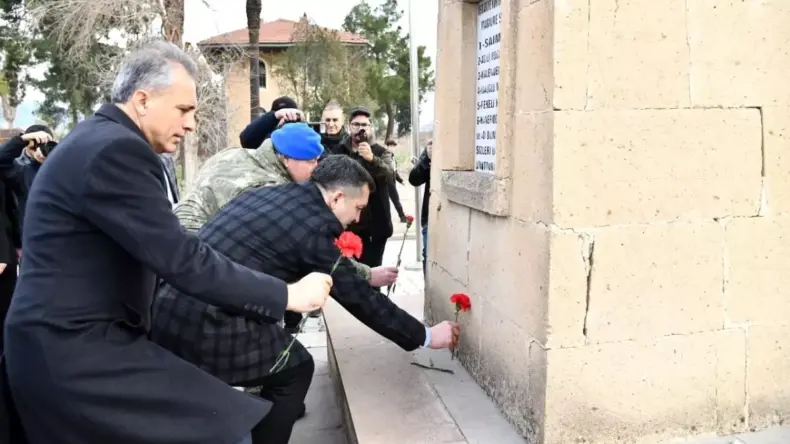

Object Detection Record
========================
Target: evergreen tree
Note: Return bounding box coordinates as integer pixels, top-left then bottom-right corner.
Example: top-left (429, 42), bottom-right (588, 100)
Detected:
top-left (342, 0), bottom-right (434, 139)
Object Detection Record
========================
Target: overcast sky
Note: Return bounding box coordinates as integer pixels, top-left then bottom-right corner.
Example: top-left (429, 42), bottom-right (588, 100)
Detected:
top-left (10, 0), bottom-right (438, 129)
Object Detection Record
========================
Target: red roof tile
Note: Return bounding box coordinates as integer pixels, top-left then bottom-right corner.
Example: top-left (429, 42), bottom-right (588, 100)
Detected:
top-left (198, 18), bottom-right (368, 47)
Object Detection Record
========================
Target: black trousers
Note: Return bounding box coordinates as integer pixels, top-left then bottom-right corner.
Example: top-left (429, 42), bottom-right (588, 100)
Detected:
top-left (360, 236), bottom-right (387, 269)
top-left (387, 182), bottom-right (405, 219)
top-left (247, 357), bottom-right (315, 444)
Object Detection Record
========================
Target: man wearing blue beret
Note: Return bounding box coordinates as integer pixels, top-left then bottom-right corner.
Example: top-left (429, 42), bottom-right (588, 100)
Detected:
top-left (172, 122), bottom-right (399, 327)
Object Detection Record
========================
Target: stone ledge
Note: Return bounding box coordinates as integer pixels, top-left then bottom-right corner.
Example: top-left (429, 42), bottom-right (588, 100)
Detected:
top-left (441, 170), bottom-right (511, 217)
top-left (323, 291), bottom-right (526, 444)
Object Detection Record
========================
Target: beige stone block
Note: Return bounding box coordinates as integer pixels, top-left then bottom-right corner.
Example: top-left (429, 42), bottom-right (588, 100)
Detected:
top-left (515, 0), bottom-right (553, 113)
top-left (478, 300), bottom-right (547, 441)
top-left (586, 0), bottom-right (690, 109)
top-left (434, 0), bottom-right (478, 171)
top-left (585, 222), bottom-right (724, 343)
top-left (511, 111), bottom-right (553, 223)
top-left (553, 109), bottom-right (763, 226)
top-left (688, 0), bottom-right (790, 107)
top-left (543, 329), bottom-right (747, 444)
top-left (545, 227), bottom-right (590, 349)
top-left (725, 217), bottom-right (790, 326)
top-left (429, 199), bottom-right (471, 285)
top-left (553, 0), bottom-right (589, 109)
top-left (424, 265), bottom-right (483, 374)
top-left (467, 214), bottom-right (549, 343)
top-left (747, 325), bottom-right (790, 428)
top-left (763, 107), bottom-right (790, 215)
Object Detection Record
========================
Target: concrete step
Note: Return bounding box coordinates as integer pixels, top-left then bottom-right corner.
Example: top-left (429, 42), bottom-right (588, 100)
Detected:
top-left (323, 288), bottom-right (526, 443)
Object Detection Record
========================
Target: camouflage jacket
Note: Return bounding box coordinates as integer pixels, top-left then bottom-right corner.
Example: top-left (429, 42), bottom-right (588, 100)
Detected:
top-left (174, 140), bottom-right (372, 279)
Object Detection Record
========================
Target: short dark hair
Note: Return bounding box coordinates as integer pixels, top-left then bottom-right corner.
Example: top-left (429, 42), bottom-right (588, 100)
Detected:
top-left (271, 96), bottom-right (298, 112)
top-left (385, 139), bottom-right (396, 146)
top-left (25, 124), bottom-right (53, 136)
top-left (311, 154), bottom-right (376, 194)
top-left (349, 107), bottom-right (371, 121)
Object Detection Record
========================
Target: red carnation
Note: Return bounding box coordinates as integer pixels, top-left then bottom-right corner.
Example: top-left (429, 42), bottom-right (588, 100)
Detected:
top-left (405, 215), bottom-right (414, 225)
top-left (450, 293), bottom-right (471, 312)
top-left (335, 232), bottom-right (363, 259)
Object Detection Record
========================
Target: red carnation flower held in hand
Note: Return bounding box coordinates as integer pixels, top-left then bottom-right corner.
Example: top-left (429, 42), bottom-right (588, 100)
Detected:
top-left (449, 293), bottom-right (471, 360)
top-left (405, 215), bottom-right (414, 225)
top-left (335, 231), bottom-right (363, 259)
top-left (450, 293), bottom-right (471, 312)
top-left (271, 231), bottom-right (364, 374)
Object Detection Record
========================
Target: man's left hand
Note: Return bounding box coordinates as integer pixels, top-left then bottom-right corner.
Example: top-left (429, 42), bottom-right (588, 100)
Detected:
top-left (357, 142), bottom-right (374, 162)
top-left (369, 266), bottom-right (398, 287)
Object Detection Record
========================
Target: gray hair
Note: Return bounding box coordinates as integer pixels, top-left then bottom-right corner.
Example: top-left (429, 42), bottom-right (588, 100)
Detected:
top-left (323, 99), bottom-right (342, 112)
top-left (110, 40), bottom-right (199, 103)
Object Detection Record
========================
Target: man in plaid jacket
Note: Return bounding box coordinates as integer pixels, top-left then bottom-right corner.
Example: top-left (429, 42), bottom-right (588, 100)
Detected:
top-left (151, 155), bottom-right (460, 444)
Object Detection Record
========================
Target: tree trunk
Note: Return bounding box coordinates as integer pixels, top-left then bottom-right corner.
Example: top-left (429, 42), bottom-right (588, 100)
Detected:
top-left (246, 0), bottom-right (262, 123)
top-left (162, 0), bottom-right (196, 189)
top-left (0, 96), bottom-right (16, 129)
top-left (384, 102), bottom-right (395, 141)
top-left (162, 0), bottom-right (185, 45)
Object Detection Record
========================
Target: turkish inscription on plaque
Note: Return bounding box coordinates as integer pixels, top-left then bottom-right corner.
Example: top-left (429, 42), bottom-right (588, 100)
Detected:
top-left (475, 0), bottom-right (501, 174)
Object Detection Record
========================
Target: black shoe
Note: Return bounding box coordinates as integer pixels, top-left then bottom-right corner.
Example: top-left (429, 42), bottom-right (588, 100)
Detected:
top-left (308, 309), bottom-right (321, 318)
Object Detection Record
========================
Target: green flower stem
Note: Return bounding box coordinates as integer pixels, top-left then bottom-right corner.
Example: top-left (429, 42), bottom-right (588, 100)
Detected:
top-left (451, 309), bottom-right (459, 361)
top-left (270, 255), bottom-right (343, 374)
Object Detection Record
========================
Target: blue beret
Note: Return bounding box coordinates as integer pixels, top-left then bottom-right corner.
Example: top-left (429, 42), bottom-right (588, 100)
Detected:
top-left (271, 123), bottom-right (324, 160)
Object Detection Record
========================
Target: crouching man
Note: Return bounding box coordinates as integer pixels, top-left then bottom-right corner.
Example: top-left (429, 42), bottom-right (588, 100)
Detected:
top-left (151, 155), bottom-right (460, 444)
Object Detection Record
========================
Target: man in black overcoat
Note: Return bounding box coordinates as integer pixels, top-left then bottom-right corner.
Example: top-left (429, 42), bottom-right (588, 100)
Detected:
top-left (1, 41), bottom-right (332, 444)
top-left (152, 155), bottom-right (461, 444)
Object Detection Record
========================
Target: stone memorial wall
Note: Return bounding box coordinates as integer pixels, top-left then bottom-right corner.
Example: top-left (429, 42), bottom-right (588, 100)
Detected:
top-left (428, 0), bottom-right (790, 443)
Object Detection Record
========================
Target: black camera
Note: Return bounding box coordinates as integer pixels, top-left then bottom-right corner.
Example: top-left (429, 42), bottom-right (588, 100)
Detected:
top-left (36, 140), bottom-right (57, 157)
top-left (356, 128), bottom-right (369, 143)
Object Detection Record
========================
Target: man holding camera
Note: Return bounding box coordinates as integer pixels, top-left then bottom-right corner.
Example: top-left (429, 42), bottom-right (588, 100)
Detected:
top-left (325, 107), bottom-right (395, 276)
top-left (0, 125), bottom-right (57, 247)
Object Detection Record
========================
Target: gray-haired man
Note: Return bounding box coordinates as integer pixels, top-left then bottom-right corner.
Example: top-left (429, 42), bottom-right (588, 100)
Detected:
top-left (2, 40), bottom-right (331, 444)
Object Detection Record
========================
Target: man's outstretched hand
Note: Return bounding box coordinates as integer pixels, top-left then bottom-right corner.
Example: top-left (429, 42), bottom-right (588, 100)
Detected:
top-left (286, 272), bottom-right (332, 312)
top-left (369, 266), bottom-right (398, 287)
top-left (428, 321), bottom-right (461, 350)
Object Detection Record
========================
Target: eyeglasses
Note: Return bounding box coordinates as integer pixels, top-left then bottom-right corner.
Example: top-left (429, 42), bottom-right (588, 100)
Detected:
top-left (349, 122), bottom-right (370, 129)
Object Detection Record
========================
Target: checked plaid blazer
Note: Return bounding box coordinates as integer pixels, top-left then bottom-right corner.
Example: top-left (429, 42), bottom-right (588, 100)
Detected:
top-left (151, 181), bottom-right (427, 384)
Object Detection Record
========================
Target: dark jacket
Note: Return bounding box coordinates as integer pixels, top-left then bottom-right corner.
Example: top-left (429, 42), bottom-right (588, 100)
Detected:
top-left (0, 136), bottom-right (40, 247)
top-left (3, 104), bottom-right (291, 444)
top-left (320, 128), bottom-right (348, 155)
top-left (152, 181), bottom-right (426, 384)
top-left (239, 111), bottom-right (280, 149)
top-left (409, 150), bottom-right (431, 226)
top-left (325, 136), bottom-right (394, 240)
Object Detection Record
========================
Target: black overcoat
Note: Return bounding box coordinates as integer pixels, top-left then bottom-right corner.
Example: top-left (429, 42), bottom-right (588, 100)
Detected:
top-left (3, 104), bottom-right (289, 444)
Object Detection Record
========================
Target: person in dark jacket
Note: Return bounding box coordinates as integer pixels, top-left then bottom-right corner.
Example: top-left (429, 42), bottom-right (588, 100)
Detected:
top-left (384, 139), bottom-right (408, 222)
top-left (409, 139), bottom-right (432, 275)
top-left (0, 177), bottom-right (17, 351)
top-left (319, 100), bottom-right (348, 154)
top-left (239, 96), bottom-right (302, 149)
top-left (0, 124), bottom-right (56, 247)
top-left (325, 107), bottom-right (394, 274)
top-left (2, 41), bottom-right (332, 444)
